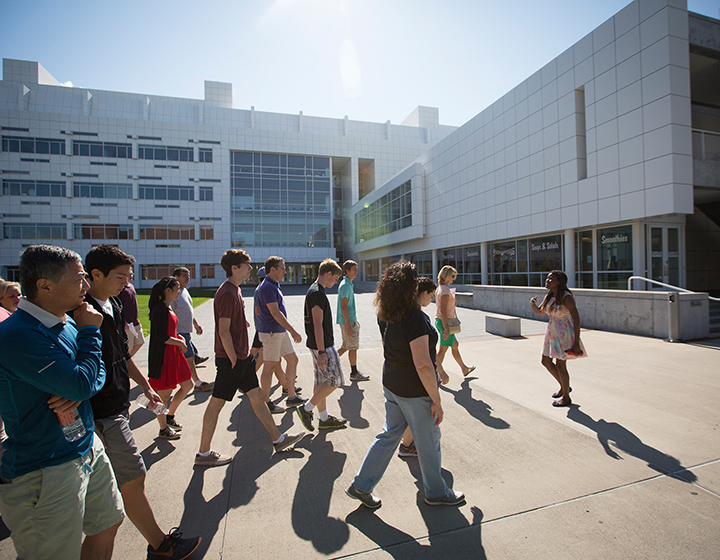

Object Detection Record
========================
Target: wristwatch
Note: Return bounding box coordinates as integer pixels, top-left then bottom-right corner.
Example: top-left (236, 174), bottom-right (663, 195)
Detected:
top-left (318, 350), bottom-right (326, 355)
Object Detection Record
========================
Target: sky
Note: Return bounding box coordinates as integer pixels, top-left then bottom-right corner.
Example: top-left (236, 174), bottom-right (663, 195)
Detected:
top-left (1, 0), bottom-right (718, 127)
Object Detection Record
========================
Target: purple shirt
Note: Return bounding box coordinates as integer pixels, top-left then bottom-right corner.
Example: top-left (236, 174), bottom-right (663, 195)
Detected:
top-left (118, 283), bottom-right (139, 325)
top-left (255, 277), bottom-right (286, 333)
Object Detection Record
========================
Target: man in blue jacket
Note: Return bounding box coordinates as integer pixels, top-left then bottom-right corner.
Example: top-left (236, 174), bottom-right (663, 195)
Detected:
top-left (0, 245), bottom-right (125, 560)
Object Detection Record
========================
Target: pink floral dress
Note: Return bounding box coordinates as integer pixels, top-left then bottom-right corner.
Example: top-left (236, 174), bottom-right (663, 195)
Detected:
top-left (542, 292), bottom-right (587, 361)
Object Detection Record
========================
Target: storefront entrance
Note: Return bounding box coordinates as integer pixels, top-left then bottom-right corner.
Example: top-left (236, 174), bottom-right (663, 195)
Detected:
top-left (647, 225), bottom-right (682, 289)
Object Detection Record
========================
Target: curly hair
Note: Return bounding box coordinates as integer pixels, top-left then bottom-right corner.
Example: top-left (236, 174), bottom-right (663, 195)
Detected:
top-left (375, 261), bottom-right (418, 323)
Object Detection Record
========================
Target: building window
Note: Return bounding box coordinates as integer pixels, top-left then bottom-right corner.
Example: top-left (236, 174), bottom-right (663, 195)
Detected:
top-left (409, 252), bottom-right (434, 277)
top-left (230, 151), bottom-right (332, 247)
top-left (199, 186), bottom-right (213, 201)
top-left (576, 230), bottom-right (593, 288)
top-left (73, 182), bottom-right (132, 199)
top-left (141, 264), bottom-right (194, 281)
top-left (139, 225), bottom-right (195, 240)
top-left (72, 141), bottom-right (132, 158)
top-left (597, 225), bottom-right (633, 289)
top-left (3, 180), bottom-right (65, 197)
top-left (198, 148), bottom-right (213, 163)
top-left (354, 180), bottom-right (411, 244)
top-left (3, 223), bottom-right (66, 239)
top-left (138, 145), bottom-right (193, 162)
top-left (2, 136), bottom-right (65, 155)
top-left (201, 264), bottom-right (215, 279)
top-left (199, 226), bottom-right (214, 240)
top-left (139, 184), bottom-right (194, 201)
top-left (74, 224), bottom-right (133, 240)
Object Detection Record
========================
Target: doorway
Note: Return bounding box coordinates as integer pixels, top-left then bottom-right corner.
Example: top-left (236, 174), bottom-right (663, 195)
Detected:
top-left (647, 225), bottom-right (682, 288)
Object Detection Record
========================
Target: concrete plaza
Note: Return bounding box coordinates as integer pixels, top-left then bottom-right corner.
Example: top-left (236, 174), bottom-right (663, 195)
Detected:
top-left (2, 287), bottom-right (718, 559)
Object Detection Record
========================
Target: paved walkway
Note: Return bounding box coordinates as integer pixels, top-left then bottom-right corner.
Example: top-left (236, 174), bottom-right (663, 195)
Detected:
top-left (2, 287), bottom-right (719, 559)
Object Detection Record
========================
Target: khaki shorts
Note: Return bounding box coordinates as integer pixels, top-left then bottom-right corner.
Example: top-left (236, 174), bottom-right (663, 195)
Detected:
top-left (339, 321), bottom-right (361, 351)
top-left (125, 323), bottom-right (145, 353)
top-left (258, 331), bottom-right (295, 362)
top-left (94, 411), bottom-right (146, 488)
top-left (0, 434), bottom-right (125, 559)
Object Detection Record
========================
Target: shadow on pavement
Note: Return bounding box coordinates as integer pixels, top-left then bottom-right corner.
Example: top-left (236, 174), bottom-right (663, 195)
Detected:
top-left (440, 378), bottom-right (510, 430)
top-left (338, 381), bottom-right (370, 429)
top-left (179, 396), bottom-right (306, 556)
top-left (567, 406), bottom-right (697, 482)
top-left (140, 438), bottom-right (178, 471)
top-left (291, 430), bottom-right (350, 553)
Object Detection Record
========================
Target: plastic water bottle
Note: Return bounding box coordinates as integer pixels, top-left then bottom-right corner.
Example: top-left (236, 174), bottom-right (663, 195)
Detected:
top-left (56, 409), bottom-right (86, 442)
top-left (136, 394), bottom-right (168, 415)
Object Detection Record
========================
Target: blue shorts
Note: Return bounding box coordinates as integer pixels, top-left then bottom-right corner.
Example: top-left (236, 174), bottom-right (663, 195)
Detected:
top-left (179, 332), bottom-right (195, 358)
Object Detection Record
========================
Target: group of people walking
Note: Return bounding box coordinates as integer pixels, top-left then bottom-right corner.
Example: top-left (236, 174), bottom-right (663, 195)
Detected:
top-left (0, 242), bottom-right (586, 560)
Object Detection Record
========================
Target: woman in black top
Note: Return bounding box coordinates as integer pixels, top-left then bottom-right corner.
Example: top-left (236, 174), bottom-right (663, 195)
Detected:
top-left (346, 261), bottom-right (465, 509)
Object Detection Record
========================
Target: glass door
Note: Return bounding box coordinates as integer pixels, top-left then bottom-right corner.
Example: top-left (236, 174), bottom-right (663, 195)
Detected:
top-left (648, 225), bottom-right (681, 288)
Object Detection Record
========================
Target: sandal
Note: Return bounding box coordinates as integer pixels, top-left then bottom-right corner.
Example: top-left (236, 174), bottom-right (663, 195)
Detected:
top-left (463, 365), bottom-right (476, 377)
top-left (552, 398), bottom-right (572, 407)
top-left (551, 387), bottom-right (572, 399)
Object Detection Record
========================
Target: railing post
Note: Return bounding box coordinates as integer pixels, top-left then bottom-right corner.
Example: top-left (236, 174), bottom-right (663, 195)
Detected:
top-left (667, 293), bottom-right (680, 342)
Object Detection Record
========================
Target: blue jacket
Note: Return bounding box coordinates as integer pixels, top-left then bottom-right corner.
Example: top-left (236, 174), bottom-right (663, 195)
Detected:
top-left (0, 306), bottom-right (106, 479)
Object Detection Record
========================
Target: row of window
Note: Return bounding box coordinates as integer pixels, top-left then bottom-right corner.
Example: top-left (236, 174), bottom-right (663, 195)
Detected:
top-left (2, 136), bottom-right (213, 162)
top-left (354, 181), bottom-right (412, 244)
top-left (141, 264), bottom-right (215, 280)
top-left (3, 223), bottom-right (214, 241)
top-left (2, 180), bottom-right (213, 201)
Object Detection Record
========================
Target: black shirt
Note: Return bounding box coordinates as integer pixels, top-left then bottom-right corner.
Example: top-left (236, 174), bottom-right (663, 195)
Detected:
top-left (86, 295), bottom-right (132, 419)
top-left (304, 282), bottom-right (334, 350)
top-left (379, 307), bottom-right (438, 398)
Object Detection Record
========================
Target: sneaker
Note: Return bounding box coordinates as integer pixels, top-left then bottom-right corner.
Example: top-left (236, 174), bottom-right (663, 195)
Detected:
top-left (166, 417), bottom-right (183, 431)
top-left (345, 484), bottom-right (382, 509)
top-left (158, 427), bottom-right (181, 440)
top-left (194, 450), bottom-right (232, 468)
top-left (296, 405), bottom-right (314, 431)
top-left (424, 489), bottom-right (466, 506)
top-left (147, 527), bottom-right (201, 560)
top-left (319, 415), bottom-right (348, 430)
top-left (350, 372), bottom-right (370, 382)
top-left (194, 355), bottom-right (209, 365)
top-left (398, 442), bottom-right (417, 457)
top-left (273, 432), bottom-right (307, 453)
top-left (282, 386), bottom-right (303, 395)
top-left (267, 401), bottom-right (286, 414)
top-left (285, 395), bottom-right (307, 408)
top-left (193, 381), bottom-right (214, 392)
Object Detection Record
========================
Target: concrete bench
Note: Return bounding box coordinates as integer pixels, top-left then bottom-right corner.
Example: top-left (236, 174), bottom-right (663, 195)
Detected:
top-left (455, 292), bottom-right (474, 308)
top-left (485, 314), bottom-right (521, 337)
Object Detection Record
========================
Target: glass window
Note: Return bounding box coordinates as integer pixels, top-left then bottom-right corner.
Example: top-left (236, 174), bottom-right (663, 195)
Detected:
top-left (529, 235), bottom-right (562, 273)
top-left (492, 242), bottom-right (516, 274)
top-left (597, 225), bottom-right (633, 289)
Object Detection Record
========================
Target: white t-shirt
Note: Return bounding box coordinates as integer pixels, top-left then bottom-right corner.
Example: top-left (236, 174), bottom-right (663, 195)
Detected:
top-left (170, 287), bottom-right (194, 334)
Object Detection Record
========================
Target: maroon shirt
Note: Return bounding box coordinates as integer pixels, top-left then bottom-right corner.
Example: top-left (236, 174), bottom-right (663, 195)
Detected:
top-left (213, 280), bottom-right (249, 360)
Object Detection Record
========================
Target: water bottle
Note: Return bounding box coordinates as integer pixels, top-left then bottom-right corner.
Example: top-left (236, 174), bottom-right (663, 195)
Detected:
top-left (136, 394), bottom-right (168, 415)
top-left (56, 409), bottom-right (86, 442)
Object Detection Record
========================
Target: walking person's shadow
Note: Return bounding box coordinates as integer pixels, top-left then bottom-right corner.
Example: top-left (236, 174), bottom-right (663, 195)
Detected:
top-left (291, 430), bottom-right (350, 553)
top-left (338, 381), bottom-right (370, 429)
top-left (346, 462), bottom-right (486, 559)
top-left (567, 406), bottom-right (697, 482)
top-left (178, 396), bottom-right (305, 556)
top-left (440, 377), bottom-right (510, 430)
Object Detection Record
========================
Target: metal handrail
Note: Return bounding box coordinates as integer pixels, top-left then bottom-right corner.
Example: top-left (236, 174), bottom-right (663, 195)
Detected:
top-left (628, 276), bottom-right (720, 302)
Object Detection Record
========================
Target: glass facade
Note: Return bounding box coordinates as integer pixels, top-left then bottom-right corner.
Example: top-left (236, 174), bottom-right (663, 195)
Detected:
top-left (230, 151), bottom-right (331, 248)
top-left (597, 225), bottom-right (632, 289)
top-left (491, 234), bottom-right (562, 286)
top-left (3, 180), bottom-right (65, 197)
top-left (354, 180), bottom-right (411, 244)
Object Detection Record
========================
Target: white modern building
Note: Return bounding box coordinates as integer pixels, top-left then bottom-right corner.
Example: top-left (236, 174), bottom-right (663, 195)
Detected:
top-left (1, 0), bottom-right (719, 294)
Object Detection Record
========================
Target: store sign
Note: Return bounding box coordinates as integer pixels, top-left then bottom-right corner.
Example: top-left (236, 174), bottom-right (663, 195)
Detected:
top-left (493, 247), bottom-right (515, 257)
top-left (531, 241), bottom-right (559, 252)
top-left (601, 234), bottom-right (629, 244)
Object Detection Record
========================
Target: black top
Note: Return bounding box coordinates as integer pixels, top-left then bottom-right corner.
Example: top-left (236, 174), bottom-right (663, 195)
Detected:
top-left (304, 282), bottom-right (334, 350)
top-left (148, 304), bottom-right (170, 380)
top-left (378, 307), bottom-right (438, 398)
top-left (86, 295), bottom-right (132, 419)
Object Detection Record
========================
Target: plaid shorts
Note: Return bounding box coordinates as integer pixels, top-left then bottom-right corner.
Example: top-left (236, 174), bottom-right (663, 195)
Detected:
top-left (310, 346), bottom-right (345, 388)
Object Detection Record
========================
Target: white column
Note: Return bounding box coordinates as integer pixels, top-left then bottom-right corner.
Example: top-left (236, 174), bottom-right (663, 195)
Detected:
top-left (378, 258), bottom-right (382, 278)
top-left (564, 229), bottom-right (576, 288)
top-left (432, 249), bottom-right (438, 282)
top-left (480, 242), bottom-right (488, 285)
top-left (632, 222), bottom-right (645, 289)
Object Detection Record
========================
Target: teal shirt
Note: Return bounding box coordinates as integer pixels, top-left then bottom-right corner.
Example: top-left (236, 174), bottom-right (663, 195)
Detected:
top-left (336, 277), bottom-right (356, 324)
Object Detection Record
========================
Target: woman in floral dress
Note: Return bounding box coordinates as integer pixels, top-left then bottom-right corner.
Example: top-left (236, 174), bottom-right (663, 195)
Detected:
top-left (530, 270), bottom-right (586, 407)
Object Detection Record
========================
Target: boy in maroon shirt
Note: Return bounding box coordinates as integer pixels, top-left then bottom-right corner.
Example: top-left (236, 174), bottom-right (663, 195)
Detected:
top-left (195, 249), bottom-right (305, 467)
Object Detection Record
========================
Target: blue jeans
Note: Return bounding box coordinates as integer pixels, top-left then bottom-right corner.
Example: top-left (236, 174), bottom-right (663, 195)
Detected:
top-left (352, 386), bottom-right (449, 500)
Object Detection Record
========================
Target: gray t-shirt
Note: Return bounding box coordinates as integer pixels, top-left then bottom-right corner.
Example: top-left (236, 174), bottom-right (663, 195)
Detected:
top-left (170, 287), bottom-right (194, 334)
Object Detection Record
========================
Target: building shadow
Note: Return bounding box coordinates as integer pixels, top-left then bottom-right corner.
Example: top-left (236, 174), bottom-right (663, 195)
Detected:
top-left (338, 381), bottom-right (370, 429)
top-left (179, 396), bottom-right (306, 556)
top-left (440, 378), bottom-right (510, 430)
top-left (291, 430), bottom-right (350, 553)
top-left (567, 406), bottom-right (697, 482)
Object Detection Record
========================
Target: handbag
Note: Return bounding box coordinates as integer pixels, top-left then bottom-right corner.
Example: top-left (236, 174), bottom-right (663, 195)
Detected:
top-left (446, 314), bottom-right (462, 334)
